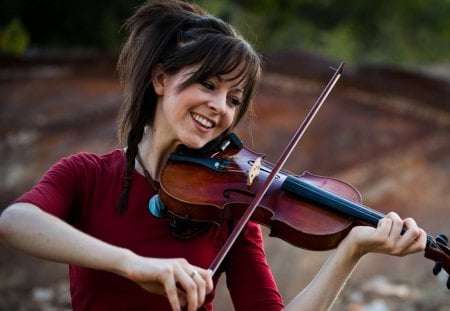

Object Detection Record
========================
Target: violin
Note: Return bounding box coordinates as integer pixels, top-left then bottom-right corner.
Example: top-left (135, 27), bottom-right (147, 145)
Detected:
top-left (158, 63), bottom-right (450, 289)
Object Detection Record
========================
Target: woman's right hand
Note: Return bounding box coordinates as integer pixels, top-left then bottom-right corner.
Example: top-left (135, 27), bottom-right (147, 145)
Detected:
top-left (121, 254), bottom-right (214, 311)
top-left (0, 203), bottom-right (213, 311)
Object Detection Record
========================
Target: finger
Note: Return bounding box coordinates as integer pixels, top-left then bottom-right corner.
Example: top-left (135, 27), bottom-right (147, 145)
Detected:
top-left (195, 267), bottom-right (213, 292)
top-left (402, 218), bottom-right (421, 240)
top-left (402, 228), bottom-right (427, 254)
top-left (204, 269), bottom-right (214, 294)
top-left (163, 274), bottom-right (182, 311)
top-left (189, 266), bottom-right (214, 306)
top-left (385, 212), bottom-right (403, 239)
top-left (176, 288), bottom-right (187, 309)
top-left (376, 217), bottom-right (392, 239)
top-left (191, 269), bottom-right (206, 307)
top-left (179, 268), bottom-right (198, 311)
top-left (391, 217), bottom-right (419, 252)
top-left (415, 228), bottom-right (427, 250)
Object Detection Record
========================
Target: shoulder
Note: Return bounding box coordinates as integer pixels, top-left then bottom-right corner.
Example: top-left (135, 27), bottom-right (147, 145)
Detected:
top-left (12, 149), bottom-right (126, 219)
top-left (37, 149), bottom-right (126, 192)
top-left (60, 149), bottom-right (124, 168)
top-left (55, 149), bottom-right (125, 177)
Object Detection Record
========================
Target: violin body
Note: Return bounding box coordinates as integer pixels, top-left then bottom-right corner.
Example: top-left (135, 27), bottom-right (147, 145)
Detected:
top-left (162, 142), bottom-right (368, 251)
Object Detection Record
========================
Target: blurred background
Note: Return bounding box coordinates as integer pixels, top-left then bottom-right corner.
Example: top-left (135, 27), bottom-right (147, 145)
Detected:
top-left (0, 0), bottom-right (449, 310)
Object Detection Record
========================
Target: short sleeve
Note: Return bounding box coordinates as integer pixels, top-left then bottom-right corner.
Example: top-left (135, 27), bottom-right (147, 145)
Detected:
top-left (14, 154), bottom-right (88, 221)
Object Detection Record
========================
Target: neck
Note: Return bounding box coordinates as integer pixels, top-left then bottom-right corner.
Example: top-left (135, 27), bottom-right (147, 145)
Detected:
top-left (137, 126), bottom-right (179, 180)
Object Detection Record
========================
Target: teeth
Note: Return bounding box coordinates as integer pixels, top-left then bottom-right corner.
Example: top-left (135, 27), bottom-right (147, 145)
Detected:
top-left (192, 113), bottom-right (213, 128)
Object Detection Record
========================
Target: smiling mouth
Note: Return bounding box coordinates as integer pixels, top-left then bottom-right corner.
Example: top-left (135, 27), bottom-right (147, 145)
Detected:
top-left (191, 112), bottom-right (214, 129)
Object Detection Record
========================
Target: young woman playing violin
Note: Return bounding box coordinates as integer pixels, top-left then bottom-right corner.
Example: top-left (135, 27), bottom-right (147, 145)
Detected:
top-left (0, 1), bottom-right (427, 310)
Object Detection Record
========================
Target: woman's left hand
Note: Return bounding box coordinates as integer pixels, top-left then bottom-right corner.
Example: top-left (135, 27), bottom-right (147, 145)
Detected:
top-left (347, 212), bottom-right (427, 258)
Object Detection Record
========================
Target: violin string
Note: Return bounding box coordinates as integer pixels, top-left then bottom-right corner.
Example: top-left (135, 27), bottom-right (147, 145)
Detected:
top-left (428, 235), bottom-right (437, 248)
top-left (224, 159), bottom-right (380, 225)
top-left (321, 196), bottom-right (439, 248)
top-left (223, 169), bottom-right (248, 173)
top-left (341, 203), bottom-right (439, 248)
top-left (287, 176), bottom-right (442, 249)
top-left (304, 181), bottom-right (384, 225)
top-left (216, 156), bottom-right (266, 164)
top-left (225, 162), bottom-right (386, 227)
top-left (308, 194), bottom-right (440, 249)
top-left (218, 156), bottom-right (441, 250)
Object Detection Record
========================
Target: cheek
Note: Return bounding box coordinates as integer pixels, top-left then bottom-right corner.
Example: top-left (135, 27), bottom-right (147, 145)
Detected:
top-left (228, 107), bottom-right (240, 128)
top-left (163, 93), bottom-right (185, 120)
top-left (222, 110), bottom-right (236, 130)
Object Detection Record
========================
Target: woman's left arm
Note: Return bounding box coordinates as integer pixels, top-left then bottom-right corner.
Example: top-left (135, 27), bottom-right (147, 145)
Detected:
top-left (284, 212), bottom-right (427, 311)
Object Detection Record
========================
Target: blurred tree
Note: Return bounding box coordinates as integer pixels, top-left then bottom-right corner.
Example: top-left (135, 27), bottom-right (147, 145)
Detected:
top-left (0, 0), bottom-right (143, 54)
top-left (0, 18), bottom-right (29, 55)
top-left (0, 0), bottom-right (448, 65)
top-left (198, 0), bottom-right (450, 65)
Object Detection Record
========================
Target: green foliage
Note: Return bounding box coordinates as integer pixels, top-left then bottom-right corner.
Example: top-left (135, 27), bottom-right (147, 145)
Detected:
top-left (0, 0), bottom-right (448, 65)
top-left (0, 18), bottom-right (29, 56)
top-left (0, 0), bottom-right (143, 53)
top-left (198, 0), bottom-right (450, 66)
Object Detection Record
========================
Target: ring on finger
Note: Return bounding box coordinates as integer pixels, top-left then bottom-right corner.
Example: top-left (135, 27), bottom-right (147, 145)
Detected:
top-left (190, 270), bottom-right (198, 278)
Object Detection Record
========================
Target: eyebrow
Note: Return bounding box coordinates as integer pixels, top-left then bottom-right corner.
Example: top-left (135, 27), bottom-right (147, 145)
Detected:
top-left (216, 75), bottom-right (245, 92)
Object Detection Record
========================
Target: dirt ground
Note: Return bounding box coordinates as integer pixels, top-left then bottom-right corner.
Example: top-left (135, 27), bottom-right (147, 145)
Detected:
top-left (0, 53), bottom-right (449, 310)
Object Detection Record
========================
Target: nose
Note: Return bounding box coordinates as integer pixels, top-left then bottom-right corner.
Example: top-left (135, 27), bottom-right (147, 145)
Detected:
top-left (207, 92), bottom-right (227, 115)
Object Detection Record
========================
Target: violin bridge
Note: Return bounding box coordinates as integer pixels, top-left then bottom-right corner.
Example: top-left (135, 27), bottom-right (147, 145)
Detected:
top-left (247, 157), bottom-right (262, 186)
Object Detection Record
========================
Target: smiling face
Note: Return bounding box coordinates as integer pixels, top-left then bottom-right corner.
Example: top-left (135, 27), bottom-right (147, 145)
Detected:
top-left (152, 65), bottom-right (245, 150)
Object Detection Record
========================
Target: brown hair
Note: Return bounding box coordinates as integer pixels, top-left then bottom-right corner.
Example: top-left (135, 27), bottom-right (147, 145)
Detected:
top-left (116, 0), bottom-right (261, 212)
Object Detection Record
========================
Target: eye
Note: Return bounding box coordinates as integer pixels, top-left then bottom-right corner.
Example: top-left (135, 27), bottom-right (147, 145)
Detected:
top-left (228, 96), bottom-right (242, 106)
top-left (201, 80), bottom-right (215, 90)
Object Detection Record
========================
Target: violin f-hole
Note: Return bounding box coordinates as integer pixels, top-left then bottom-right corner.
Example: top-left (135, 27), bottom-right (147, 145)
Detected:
top-left (223, 189), bottom-right (256, 200)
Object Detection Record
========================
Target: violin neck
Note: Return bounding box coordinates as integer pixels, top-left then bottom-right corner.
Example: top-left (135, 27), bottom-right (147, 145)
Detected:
top-left (282, 175), bottom-right (450, 288)
top-left (282, 175), bottom-right (384, 226)
top-left (282, 176), bottom-right (440, 240)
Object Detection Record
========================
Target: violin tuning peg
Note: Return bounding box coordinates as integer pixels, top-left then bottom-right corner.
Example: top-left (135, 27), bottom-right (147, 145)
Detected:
top-left (433, 262), bottom-right (443, 275)
top-left (436, 234), bottom-right (449, 245)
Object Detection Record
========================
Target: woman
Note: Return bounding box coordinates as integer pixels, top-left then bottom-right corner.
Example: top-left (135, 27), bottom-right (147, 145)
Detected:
top-left (0, 1), bottom-right (426, 310)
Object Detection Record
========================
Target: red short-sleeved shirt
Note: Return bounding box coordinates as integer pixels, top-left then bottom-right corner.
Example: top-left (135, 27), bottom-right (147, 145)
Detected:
top-left (15, 150), bottom-right (284, 310)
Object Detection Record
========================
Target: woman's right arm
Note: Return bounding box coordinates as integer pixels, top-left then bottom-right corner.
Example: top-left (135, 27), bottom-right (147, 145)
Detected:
top-left (0, 202), bottom-right (213, 311)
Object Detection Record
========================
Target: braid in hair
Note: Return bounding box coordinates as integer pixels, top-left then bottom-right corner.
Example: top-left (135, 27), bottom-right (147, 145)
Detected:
top-left (117, 127), bottom-right (143, 213)
top-left (117, 87), bottom-right (155, 213)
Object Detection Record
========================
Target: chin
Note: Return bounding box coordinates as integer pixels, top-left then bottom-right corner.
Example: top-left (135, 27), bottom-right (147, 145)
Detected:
top-left (179, 131), bottom-right (224, 151)
top-left (180, 138), bottom-right (209, 150)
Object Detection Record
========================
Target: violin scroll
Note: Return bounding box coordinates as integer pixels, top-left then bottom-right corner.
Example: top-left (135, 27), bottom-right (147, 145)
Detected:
top-left (425, 233), bottom-right (450, 289)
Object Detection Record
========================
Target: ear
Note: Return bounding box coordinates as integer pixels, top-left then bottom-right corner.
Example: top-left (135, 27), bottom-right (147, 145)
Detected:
top-left (152, 64), bottom-right (165, 96)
